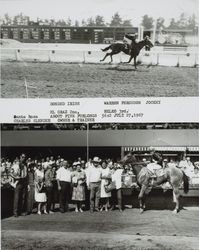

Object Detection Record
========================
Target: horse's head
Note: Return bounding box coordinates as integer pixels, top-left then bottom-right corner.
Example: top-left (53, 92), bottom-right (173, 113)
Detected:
top-left (144, 36), bottom-right (153, 48)
top-left (120, 152), bottom-right (137, 164)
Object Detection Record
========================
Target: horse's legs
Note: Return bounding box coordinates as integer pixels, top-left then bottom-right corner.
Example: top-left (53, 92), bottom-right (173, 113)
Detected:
top-left (172, 187), bottom-right (180, 214)
top-left (123, 55), bottom-right (133, 64)
top-left (138, 185), bottom-right (147, 213)
top-left (100, 53), bottom-right (109, 62)
top-left (134, 57), bottom-right (137, 69)
top-left (100, 52), bottom-right (115, 63)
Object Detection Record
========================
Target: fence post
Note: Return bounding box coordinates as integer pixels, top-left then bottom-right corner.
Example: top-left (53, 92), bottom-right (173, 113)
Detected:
top-left (83, 51), bottom-right (86, 63)
top-left (48, 50), bottom-right (55, 62)
top-left (156, 53), bottom-right (159, 66)
top-left (176, 55), bottom-right (180, 67)
top-left (15, 49), bottom-right (20, 61)
top-left (194, 54), bottom-right (198, 68)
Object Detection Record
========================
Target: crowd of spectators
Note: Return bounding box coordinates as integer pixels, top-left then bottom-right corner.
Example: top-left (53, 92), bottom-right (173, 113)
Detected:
top-left (1, 153), bottom-right (199, 217)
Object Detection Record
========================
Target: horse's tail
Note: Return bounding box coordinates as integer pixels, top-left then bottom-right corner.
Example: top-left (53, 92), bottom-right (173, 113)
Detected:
top-left (183, 171), bottom-right (189, 194)
top-left (101, 45), bottom-right (112, 52)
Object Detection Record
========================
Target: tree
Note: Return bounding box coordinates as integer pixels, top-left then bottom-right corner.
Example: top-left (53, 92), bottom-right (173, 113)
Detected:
top-left (66, 18), bottom-right (72, 26)
top-left (74, 20), bottom-right (79, 27)
top-left (168, 18), bottom-right (178, 29)
top-left (110, 12), bottom-right (122, 27)
top-left (4, 13), bottom-right (12, 25)
top-left (177, 13), bottom-right (188, 28)
top-left (187, 14), bottom-right (197, 30)
top-left (81, 19), bottom-right (87, 26)
top-left (50, 19), bottom-right (56, 26)
top-left (87, 17), bottom-right (95, 26)
top-left (141, 15), bottom-right (154, 29)
top-left (95, 15), bottom-right (105, 26)
top-left (156, 17), bottom-right (165, 30)
top-left (56, 19), bottom-right (67, 26)
top-left (122, 19), bottom-right (132, 27)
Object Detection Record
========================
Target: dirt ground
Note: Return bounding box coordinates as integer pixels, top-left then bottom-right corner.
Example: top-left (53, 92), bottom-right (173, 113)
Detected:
top-left (1, 61), bottom-right (198, 98)
top-left (2, 208), bottom-right (199, 250)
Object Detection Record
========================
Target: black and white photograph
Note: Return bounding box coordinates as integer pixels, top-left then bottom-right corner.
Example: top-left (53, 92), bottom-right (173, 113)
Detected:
top-left (0, 0), bottom-right (198, 98)
top-left (1, 122), bottom-right (199, 249)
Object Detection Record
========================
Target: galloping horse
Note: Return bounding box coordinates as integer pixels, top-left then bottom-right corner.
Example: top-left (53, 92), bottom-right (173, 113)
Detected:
top-left (100, 35), bottom-right (153, 69)
top-left (121, 152), bottom-right (189, 214)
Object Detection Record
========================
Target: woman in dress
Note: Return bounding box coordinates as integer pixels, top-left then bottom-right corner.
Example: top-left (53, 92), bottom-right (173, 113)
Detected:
top-left (72, 163), bottom-right (86, 212)
top-left (35, 177), bottom-right (47, 215)
top-left (100, 161), bottom-right (112, 212)
top-left (34, 162), bottom-right (47, 215)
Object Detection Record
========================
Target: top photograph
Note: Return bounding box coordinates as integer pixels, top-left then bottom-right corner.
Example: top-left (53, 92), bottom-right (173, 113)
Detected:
top-left (0, 0), bottom-right (198, 98)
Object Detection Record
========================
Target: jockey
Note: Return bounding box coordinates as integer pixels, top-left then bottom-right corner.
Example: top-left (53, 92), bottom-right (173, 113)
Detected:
top-left (123, 33), bottom-right (137, 52)
top-left (146, 152), bottom-right (162, 176)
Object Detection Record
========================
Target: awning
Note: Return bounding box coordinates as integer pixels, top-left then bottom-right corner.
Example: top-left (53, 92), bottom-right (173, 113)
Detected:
top-left (124, 146), bottom-right (199, 152)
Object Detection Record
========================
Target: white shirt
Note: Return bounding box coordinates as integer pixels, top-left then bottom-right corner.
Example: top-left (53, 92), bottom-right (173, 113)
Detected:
top-left (86, 164), bottom-right (102, 185)
top-left (43, 161), bottom-right (50, 170)
top-left (112, 169), bottom-right (123, 190)
top-left (147, 163), bottom-right (162, 175)
top-left (56, 167), bottom-right (72, 182)
top-left (179, 160), bottom-right (194, 176)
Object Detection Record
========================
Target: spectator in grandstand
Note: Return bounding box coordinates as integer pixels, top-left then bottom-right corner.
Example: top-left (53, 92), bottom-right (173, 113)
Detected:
top-left (189, 166), bottom-right (199, 185)
top-left (85, 158), bottom-right (92, 169)
top-left (27, 161), bottom-right (35, 215)
top-left (112, 163), bottom-right (124, 212)
top-left (35, 162), bottom-right (44, 182)
top-left (35, 177), bottom-right (47, 215)
top-left (5, 158), bottom-right (12, 171)
top-left (11, 153), bottom-right (28, 217)
top-left (162, 158), bottom-right (168, 168)
top-left (100, 161), bottom-right (112, 212)
top-left (167, 158), bottom-right (177, 168)
top-left (45, 164), bottom-right (55, 214)
top-left (72, 162), bottom-right (86, 212)
top-left (179, 156), bottom-right (194, 177)
top-left (43, 157), bottom-right (51, 170)
top-left (41, 158), bottom-right (45, 169)
top-left (107, 161), bottom-right (116, 210)
top-left (56, 155), bottom-right (61, 165)
top-left (56, 161), bottom-right (72, 213)
top-left (81, 160), bottom-right (86, 171)
top-left (49, 156), bottom-right (55, 165)
top-left (86, 157), bottom-right (102, 212)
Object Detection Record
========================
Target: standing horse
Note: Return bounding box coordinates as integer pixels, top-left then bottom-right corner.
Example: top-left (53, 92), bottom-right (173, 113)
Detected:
top-left (100, 35), bottom-right (153, 69)
top-left (121, 152), bottom-right (189, 214)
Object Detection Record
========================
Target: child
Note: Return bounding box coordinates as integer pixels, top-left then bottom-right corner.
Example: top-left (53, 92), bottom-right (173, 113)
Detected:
top-left (35, 177), bottom-right (47, 215)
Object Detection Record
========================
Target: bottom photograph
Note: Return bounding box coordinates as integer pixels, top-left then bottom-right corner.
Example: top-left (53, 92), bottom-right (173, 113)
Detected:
top-left (1, 122), bottom-right (199, 250)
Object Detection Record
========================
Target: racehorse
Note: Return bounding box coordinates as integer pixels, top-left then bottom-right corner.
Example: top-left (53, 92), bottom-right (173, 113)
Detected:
top-left (100, 35), bottom-right (154, 69)
top-left (120, 151), bottom-right (189, 214)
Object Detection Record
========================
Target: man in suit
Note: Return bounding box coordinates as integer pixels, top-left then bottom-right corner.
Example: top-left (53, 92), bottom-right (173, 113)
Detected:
top-left (11, 153), bottom-right (28, 217)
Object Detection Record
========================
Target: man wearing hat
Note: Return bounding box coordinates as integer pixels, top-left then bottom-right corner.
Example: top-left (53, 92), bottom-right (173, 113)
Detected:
top-left (86, 157), bottom-right (102, 212)
top-left (56, 161), bottom-right (72, 213)
top-left (147, 152), bottom-right (162, 176)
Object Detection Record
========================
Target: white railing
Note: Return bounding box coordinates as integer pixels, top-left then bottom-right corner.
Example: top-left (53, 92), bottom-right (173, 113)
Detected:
top-left (1, 47), bottom-right (198, 67)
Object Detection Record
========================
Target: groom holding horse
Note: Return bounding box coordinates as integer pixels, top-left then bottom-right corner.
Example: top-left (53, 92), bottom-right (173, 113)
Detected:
top-left (121, 149), bottom-right (189, 214)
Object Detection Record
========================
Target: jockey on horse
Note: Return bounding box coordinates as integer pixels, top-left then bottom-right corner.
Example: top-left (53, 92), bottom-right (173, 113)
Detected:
top-left (122, 33), bottom-right (137, 54)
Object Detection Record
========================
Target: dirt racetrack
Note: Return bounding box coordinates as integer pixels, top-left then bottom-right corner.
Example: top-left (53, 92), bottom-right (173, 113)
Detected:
top-left (2, 208), bottom-right (199, 250)
top-left (1, 61), bottom-right (198, 98)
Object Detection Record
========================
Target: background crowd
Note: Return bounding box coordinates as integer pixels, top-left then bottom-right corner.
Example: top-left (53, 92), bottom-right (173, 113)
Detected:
top-left (1, 153), bottom-right (199, 217)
